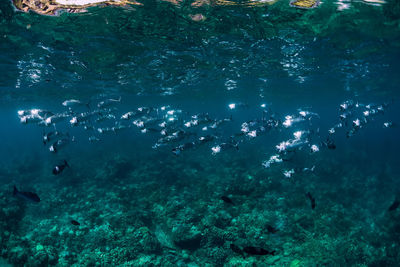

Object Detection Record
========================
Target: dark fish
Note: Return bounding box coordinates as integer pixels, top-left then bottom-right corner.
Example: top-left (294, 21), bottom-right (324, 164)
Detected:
top-left (71, 220), bottom-right (80, 226)
top-left (143, 127), bottom-right (160, 133)
top-left (43, 131), bottom-right (69, 145)
top-left (13, 185), bottom-right (40, 203)
top-left (228, 102), bottom-right (248, 109)
top-left (191, 113), bottom-right (212, 125)
top-left (383, 122), bottom-right (395, 128)
top-left (281, 151), bottom-right (295, 162)
top-left (171, 147), bottom-right (181, 156)
top-left (198, 135), bottom-right (216, 145)
top-left (324, 138), bottom-right (336, 150)
top-left (49, 138), bottom-right (69, 153)
top-left (230, 244), bottom-right (244, 256)
top-left (137, 106), bottom-right (154, 115)
top-left (52, 160), bottom-right (69, 175)
top-left (43, 131), bottom-right (56, 145)
top-left (221, 196), bottom-right (234, 205)
top-left (172, 142), bottom-right (196, 156)
top-left (243, 246), bottom-right (276, 256)
top-left (209, 115), bottom-right (233, 129)
top-left (220, 142), bottom-right (239, 151)
top-left (388, 200), bottom-right (400, 212)
top-left (306, 192), bottom-right (316, 210)
top-left (157, 130), bottom-right (187, 145)
top-left (267, 225), bottom-right (278, 234)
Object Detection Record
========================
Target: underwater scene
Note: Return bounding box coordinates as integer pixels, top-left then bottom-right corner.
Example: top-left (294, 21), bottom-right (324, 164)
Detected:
top-left (1, 0), bottom-right (400, 266)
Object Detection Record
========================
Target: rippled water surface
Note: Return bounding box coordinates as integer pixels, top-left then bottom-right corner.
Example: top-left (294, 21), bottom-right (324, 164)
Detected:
top-left (1, 0), bottom-right (400, 266)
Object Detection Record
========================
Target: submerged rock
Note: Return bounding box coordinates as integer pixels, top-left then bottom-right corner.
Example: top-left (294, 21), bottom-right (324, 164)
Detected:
top-left (133, 227), bottom-right (162, 254)
top-left (12, 0), bottom-right (143, 16)
top-left (12, 0), bottom-right (283, 16)
top-left (173, 225), bottom-right (203, 251)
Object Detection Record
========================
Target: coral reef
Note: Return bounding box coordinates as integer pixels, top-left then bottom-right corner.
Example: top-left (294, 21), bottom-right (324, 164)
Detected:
top-left (1, 149), bottom-right (399, 266)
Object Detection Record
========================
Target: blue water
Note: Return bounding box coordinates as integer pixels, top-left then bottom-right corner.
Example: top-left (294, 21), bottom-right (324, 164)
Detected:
top-left (1, 0), bottom-right (400, 265)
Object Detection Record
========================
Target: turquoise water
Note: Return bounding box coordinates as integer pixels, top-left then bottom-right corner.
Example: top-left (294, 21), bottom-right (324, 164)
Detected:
top-left (1, 0), bottom-right (400, 266)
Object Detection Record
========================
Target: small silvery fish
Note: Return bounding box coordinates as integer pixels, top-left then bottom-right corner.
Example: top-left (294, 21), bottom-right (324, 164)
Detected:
top-left (97, 97), bottom-right (121, 108)
top-left (62, 99), bottom-right (82, 107)
top-left (62, 99), bottom-right (90, 109)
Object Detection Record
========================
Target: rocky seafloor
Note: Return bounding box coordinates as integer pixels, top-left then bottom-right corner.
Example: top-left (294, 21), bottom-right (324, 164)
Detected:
top-left (0, 147), bottom-right (399, 267)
